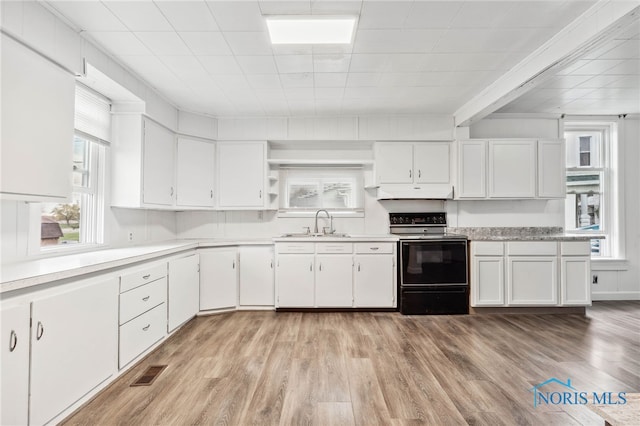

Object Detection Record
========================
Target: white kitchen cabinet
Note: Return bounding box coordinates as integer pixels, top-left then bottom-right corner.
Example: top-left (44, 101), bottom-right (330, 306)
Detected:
top-left (507, 242), bottom-right (558, 306)
top-left (375, 142), bottom-right (451, 185)
top-left (276, 254), bottom-right (315, 307)
top-left (470, 242), bottom-right (506, 307)
top-left (458, 140), bottom-right (487, 198)
top-left (217, 141), bottom-right (267, 209)
top-left (354, 254), bottom-right (395, 307)
top-left (1, 34), bottom-right (74, 201)
top-left (560, 241), bottom-right (591, 305)
top-left (168, 254), bottom-right (200, 332)
top-left (176, 137), bottom-right (215, 208)
top-left (199, 248), bottom-right (238, 310)
top-left (239, 246), bottom-right (274, 307)
top-left (0, 304), bottom-right (30, 426)
top-left (30, 277), bottom-right (118, 426)
top-left (488, 140), bottom-right (536, 198)
top-left (538, 139), bottom-right (566, 198)
top-left (315, 255), bottom-right (353, 307)
top-left (111, 114), bottom-right (176, 208)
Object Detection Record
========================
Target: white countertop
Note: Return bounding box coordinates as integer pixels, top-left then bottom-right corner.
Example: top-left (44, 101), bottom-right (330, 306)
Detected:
top-left (272, 234), bottom-right (399, 242)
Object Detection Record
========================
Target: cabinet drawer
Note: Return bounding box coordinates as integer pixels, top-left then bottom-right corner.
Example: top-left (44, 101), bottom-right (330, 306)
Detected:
top-left (507, 241), bottom-right (557, 256)
top-left (276, 243), bottom-right (315, 254)
top-left (120, 263), bottom-right (167, 293)
top-left (119, 303), bottom-right (166, 368)
top-left (316, 243), bottom-right (353, 254)
top-left (119, 277), bottom-right (167, 325)
top-left (355, 242), bottom-right (394, 254)
top-left (561, 241), bottom-right (591, 256)
top-left (473, 242), bottom-right (504, 256)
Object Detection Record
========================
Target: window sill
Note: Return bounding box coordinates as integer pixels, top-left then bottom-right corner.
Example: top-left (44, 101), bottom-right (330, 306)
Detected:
top-left (34, 243), bottom-right (110, 260)
top-left (277, 210), bottom-right (364, 219)
top-left (591, 258), bottom-right (629, 271)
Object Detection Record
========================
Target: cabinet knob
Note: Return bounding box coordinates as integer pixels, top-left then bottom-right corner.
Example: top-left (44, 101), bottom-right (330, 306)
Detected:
top-left (409, 169), bottom-right (412, 178)
top-left (358, 263), bottom-right (361, 272)
top-left (319, 263), bottom-right (322, 272)
top-left (310, 263), bottom-right (313, 272)
top-left (9, 330), bottom-right (17, 352)
top-left (170, 187), bottom-right (174, 196)
top-left (259, 190), bottom-right (262, 199)
top-left (142, 296), bottom-right (150, 302)
top-left (142, 274), bottom-right (151, 280)
top-left (36, 321), bottom-right (44, 341)
top-left (142, 324), bottom-right (150, 331)
top-left (418, 170), bottom-right (421, 178)
top-left (210, 190), bottom-right (213, 198)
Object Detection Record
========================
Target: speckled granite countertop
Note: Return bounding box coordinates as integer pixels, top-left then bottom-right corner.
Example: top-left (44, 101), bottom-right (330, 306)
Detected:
top-left (447, 227), bottom-right (604, 241)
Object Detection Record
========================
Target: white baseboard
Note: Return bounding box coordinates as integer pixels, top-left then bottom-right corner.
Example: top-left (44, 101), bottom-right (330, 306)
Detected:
top-left (592, 291), bottom-right (640, 301)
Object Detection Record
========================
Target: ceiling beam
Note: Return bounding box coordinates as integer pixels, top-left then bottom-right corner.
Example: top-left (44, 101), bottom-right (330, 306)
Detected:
top-left (454, 1), bottom-right (640, 127)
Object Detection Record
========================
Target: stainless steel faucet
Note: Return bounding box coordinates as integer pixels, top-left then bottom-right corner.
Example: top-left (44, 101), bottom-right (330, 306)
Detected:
top-left (314, 209), bottom-right (333, 234)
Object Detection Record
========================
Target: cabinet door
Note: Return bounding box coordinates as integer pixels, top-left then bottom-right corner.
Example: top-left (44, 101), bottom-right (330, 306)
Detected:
top-left (315, 255), bottom-right (353, 307)
top-left (471, 256), bottom-right (505, 306)
top-left (276, 254), bottom-right (315, 307)
top-left (168, 254), bottom-right (200, 332)
top-left (354, 255), bottom-right (395, 307)
top-left (239, 246), bottom-right (275, 306)
top-left (217, 142), bottom-right (265, 208)
top-left (507, 256), bottom-right (558, 306)
top-left (0, 304), bottom-right (30, 426)
top-left (176, 137), bottom-right (215, 207)
top-left (538, 139), bottom-right (566, 198)
top-left (143, 118), bottom-right (175, 206)
top-left (414, 143), bottom-right (450, 184)
top-left (375, 143), bottom-right (413, 184)
top-left (561, 256), bottom-right (591, 305)
top-left (458, 140), bottom-right (486, 198)
top-left (1, 35), bottom-right (74, 201)
top-left (199, 248), bottom-right (238, 310)
top-left (488, 140), bottom-right (536, 198)
top-left (30, 277), bottom-right (118, 426)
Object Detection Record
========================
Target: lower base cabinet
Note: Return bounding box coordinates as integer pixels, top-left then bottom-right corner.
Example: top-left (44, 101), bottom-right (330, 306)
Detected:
top-left (30, 277), bottom-right (118, 426)
top-left (315, 254), bottom-right (353, 307)
top-left (119, 303), bottom-right (167, 367)
top-left (507, 256), bottom-right (558, 305)
top-left (200, 248), bottom-right (238, 310)
top-left (0, 304), bottom-right (30, 426)
top-left (276, 254), bottom-right (315, 307)
top-left (239, 246), bottom-right (274, 307)
top-left (354, 254), bottom-right (395, 307)
top-left (168, 254), bottom-right (200, 332)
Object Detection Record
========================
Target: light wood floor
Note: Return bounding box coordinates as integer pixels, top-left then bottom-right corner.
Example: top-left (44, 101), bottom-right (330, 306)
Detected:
top-left (64, 302), bottom-right (640, 426)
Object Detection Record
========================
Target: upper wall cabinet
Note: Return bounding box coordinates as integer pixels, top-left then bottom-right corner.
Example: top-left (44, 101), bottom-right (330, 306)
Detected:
top-left (457, 139), bottom-right (565, 200)
top-left (176, 137), bottom-right (215, 208)
top-left (1, 35), bottom-right (74, 201)
top-left (217, 141), bottom-right (267, 209)
top-left (374, 142), bottom-right (453, 199)
top-left (111, 115), bottom-right (176, 209)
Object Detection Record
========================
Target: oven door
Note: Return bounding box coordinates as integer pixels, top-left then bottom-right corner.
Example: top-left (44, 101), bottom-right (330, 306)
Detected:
top-left (400, 240), bottom-right (468, 286)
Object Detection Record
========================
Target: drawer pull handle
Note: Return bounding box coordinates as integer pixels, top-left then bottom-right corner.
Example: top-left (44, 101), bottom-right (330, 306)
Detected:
top-left (142, 296), bottom-right (150, 301)
top-left (143, 274), bottom-right (151, 279)
top-left (36, 322), bottom-right (44, 340)
top-left (319, 263), bottom-right (322, 271)
top-left (358, 263), bottom-right (361, 272)
top-left (309, 263), bottom-right (313, 272)
top-left (142, 324), bottom-right (151, 331)
top-left (9, 330), bottom-right (17, 352)
top-left (370, 247), bottom-right (379, 251)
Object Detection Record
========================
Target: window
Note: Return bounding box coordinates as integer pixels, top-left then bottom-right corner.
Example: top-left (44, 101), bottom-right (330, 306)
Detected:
top-left (280, 168), bottom-right (364, 215)
top-left (564, 122), bottom-right (617, 257)
top-left (39, 85), bottom-right (109, 250)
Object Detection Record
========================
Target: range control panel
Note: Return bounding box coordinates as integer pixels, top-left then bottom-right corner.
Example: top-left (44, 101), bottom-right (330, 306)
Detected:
top-left (389, 212), bottom-right (447, 226)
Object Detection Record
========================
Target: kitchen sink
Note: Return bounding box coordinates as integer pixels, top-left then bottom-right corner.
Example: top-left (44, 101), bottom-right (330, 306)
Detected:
top-left (280, 233), bottom-right (350, 238)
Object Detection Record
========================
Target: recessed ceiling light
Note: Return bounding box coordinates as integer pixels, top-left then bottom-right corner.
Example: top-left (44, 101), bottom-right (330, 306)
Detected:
top-left (265, 16), bottom-right (357, 44)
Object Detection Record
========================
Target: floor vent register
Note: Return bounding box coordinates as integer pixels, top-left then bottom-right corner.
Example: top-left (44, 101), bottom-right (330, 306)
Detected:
top-left (130, 365), bottom-right (167, 387)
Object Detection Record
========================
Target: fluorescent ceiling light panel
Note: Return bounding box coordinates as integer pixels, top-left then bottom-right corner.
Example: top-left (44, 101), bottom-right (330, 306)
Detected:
top-left (266, 16), bottom-right (356, 44)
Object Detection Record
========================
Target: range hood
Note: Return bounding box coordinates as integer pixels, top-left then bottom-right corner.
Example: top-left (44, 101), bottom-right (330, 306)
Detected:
top-left (376, 184), bottom-right (454, 200)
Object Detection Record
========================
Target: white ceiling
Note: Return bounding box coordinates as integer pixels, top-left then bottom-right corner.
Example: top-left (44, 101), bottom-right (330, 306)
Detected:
top-left (43, 0), bottom-right (639, 118)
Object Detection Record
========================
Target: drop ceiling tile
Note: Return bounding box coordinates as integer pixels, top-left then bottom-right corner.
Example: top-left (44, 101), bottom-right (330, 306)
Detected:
top-left (605, 75), bottom-right (640, 88)
top-left (315, 100), bottom-right (343, 114)
top-left (583, 87), bottom-right (640, 100)
top-left (539, 75), bottom-right (594, 89)
top-left (275, 55), bottom-right (313, 73)
top-left (354, 29), bottom-right (444, 53)
top-left (236, 56), bottom-right (278, 74)
top-left (211, 74), bottom-right (250, 89)
top-left (87, 32), bottom-right (152, 56)
top-left (47, 1), bottom-right (127, 31)
top-left (432, 28), bottom-right (542, 53)
top-left (280, 73), bottom-right (314, 88)
top-left (271, 45), bottom-right (313, 55)
top-left (315, 87), bottom-right (345, 99)
top-left (597, 39), bottom-right (640, 60)
top-left (605, 59), bottom-right (640, 75)
top-left (284, 87), bottom-right (315, 99)
top-left (569, 59), bottom-right (626, 75)
top-left (311, 1), bottom-right (363, 15)
top-left (422, 53), bottom-right (511, 71)
top-left (245, 74), bottom-right (283, 89)
top-left (404, 1), bottom-right (462, 29)
top-left (199, 56), bottom-right (243, 75)
top-left (179, 32), bottom-right (232, 56)
top-left (313, 54), bottom-right (352, 73)
top-left (206, 1), bottom-right (266, 32)
top-left (560, 88), bottom-right (597, 101)
top-left (254, 89), bottom-right (287, 102)
top-left (314, 73), bottom-right (347, 87)
top-left (349, 54), bottom-right (389, 72)
top-left (159, 56), bottom-right (213, 87)
top-left (224, 32), bottom-right (273, 55)
top-left (312, 44), bottom-right (354, 55)
top-left (102, 1), bottom-right (172, 31)
top-left (386, 54), bottom-right (429, 72)
top-left (155, 1), bottom-right (219, 31)
top-left (120, 55), bottom-right (180, 85)
top-left (575, 75), bottom-right (625, 88)
top-left (134, 32), bottom-right (192, 56)
top-left (346, 73), bottom-right (381, 87)
top-left (258, 0), bottom-right (311, 15)
top-left (358, 1), bottom-right (412, 29)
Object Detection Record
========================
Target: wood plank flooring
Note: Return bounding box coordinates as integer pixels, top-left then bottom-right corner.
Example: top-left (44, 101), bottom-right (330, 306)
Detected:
top-left (63, 301), bottom-right (640, 425)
